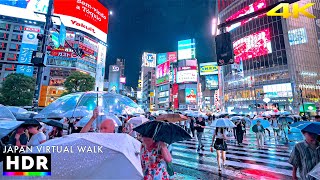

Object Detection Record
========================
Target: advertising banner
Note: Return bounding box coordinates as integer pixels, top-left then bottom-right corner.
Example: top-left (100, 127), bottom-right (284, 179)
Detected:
top-left (205, 75), bottom-right (219, 90)
top-left (185, 88), bottom-right (197, 104)
top-left (231, 59), bottom-right (244, 77)
top-left (172, 83), bottom-right (179, 109)
top-left (0, 0), bottom-right (48, 21)
top-left (167, 52), bottom-right (177, 63)
top-left (95, 43), bottom-right (107, 91)
top-left (59, 22), bottom-right (67, 47)
top-left (16, 26), bottom-right (40, 77)
top-left (157, 53), bottom-right (167, 65)
top-left (156, 61), bottom-right (170, 85)
top-left (233, 28), bottom-right (272, 63)
top-left (142, 52), bottom-right (156, 67)
top-left (178, 39), bottom-right (196, 60)
top-left (176, 70), bottom-right (198, 83)
top-left (263, 83), bottom-right (293, 98)
top-left (288, 28), bottom-right (307, 46)
top-left (199, 62), bottom-right (218, 75)
top-left (54, 0), bottom-right (109, 42)
top-left (108, 65), bottom-right (120, 93)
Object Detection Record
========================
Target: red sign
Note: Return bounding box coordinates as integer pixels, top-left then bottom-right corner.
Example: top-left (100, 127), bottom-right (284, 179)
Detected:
top-left (172, 84), bottom-right (179, 109)
top-left (79, 43), bottom-right (95, 55)
top-left (178, 66), bottom-right (197, 71)
top-left (24, 27), bottom-right (40, 32)
top-left (50, 50), bottom-right (77, 58)
top-left (54, 0), bottom-right (109, 33)
top-left (167, 52), bottom-right (177, 63)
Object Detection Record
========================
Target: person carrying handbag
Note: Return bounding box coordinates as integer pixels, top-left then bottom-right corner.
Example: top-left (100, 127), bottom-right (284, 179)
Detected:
top-left (211, 127), bottom-right (228, 171)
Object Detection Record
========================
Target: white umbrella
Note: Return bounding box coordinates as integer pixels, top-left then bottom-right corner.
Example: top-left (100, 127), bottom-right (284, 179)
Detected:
top-left (6, 133), bottom-right (143, 179)
top-left (210, 118), bottom-right (236, 128)
top-left (63, 109), bottom-right (91, 118)
top-left (128, 117), bottom-right (149, 127)
top-left (183, 110), bottom-right (194, 115)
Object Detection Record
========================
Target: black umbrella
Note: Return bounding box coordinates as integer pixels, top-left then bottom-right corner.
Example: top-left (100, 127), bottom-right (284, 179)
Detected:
top-left (0, 120), bottom-right (24, 139)
top-left (133, 121), bottom-right (191, 144)
top-left (22, 119), bottom-right (41, 127)
top-left (41, 119), bottom-right (67, 129)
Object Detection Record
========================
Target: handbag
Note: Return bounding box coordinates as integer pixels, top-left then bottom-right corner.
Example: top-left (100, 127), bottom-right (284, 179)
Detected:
top-left (214, 139), bottom-right (225, 149)
top-left (166, 162), bottom-right (174, 176)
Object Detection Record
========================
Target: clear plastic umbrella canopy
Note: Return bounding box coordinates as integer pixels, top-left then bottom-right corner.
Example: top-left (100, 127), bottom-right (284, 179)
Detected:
top-left (0, 105), bottom-right (16, 121)
top-left (34, 92), bottom-right (144, 119)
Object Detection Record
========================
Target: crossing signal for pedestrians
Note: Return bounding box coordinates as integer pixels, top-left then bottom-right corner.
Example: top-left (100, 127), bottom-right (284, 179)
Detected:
top-left (215, 32), bottom-right (234, 66)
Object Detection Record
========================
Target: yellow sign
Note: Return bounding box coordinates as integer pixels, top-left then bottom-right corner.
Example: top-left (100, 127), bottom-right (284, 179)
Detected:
top-left (150, 92), bottom-right (154, 97)
top-left (267, 3), bottom-right (315, 19)
top-left (138, 80), bottom-right (142, 88)
top-left (200, 65), bottom-right (218, 75)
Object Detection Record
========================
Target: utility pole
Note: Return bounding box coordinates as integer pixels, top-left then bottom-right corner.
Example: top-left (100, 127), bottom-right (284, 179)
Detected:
top-left (300, 88), bottom-right (306, 119)
top-left (33, 0), bottom-right (54, 110)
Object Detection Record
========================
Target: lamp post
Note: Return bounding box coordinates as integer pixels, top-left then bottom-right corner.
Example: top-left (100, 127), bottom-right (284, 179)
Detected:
top-left (300, 88), bottom-right (306, 118)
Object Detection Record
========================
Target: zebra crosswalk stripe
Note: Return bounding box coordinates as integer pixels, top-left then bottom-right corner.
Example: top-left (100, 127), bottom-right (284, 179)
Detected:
top-left (172, 128), bottom-right (294, 179)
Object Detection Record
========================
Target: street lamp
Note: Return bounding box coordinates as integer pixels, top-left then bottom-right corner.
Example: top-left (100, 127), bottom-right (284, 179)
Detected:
top-left (109, 11), bottom-right (113, 16)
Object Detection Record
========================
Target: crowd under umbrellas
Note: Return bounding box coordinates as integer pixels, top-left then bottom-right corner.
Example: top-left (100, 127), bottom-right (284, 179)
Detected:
top-left (0, 93), bottom-right (320, 180)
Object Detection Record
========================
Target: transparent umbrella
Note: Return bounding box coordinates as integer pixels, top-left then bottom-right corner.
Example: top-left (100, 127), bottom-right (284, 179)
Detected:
top-left (35, 92), bottom-right (142, 130)
top-left (0, 105), bottom-right (16, 121)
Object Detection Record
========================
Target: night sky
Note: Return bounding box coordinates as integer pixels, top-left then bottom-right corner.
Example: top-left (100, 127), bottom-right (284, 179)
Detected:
top-left (100, 0), bottom-right (216, 88)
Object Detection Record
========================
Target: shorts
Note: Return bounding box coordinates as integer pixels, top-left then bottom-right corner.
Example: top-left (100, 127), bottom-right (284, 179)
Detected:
top-left (214, 138), bottom-right (227, 151)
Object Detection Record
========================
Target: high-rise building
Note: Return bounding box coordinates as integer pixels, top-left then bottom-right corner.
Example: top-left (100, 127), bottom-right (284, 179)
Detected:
top-left (140, 52), bottom-right (157, 111)
top-left (218, 0), bottom-right (320, 115)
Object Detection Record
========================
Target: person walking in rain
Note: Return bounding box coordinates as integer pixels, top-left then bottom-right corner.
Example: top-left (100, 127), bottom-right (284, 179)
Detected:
top-left (80, 108), bottom-right (115, 133)
top-left (252, 120), bottom-right (265, 148)
top-left (195, 116), bottom-right (206, 151)
top-left (211, 127), bottom-right (228, 171)
top-left (235, 119), bottom-right (245, 145)
top-left (289, 129), bottom-right (320, 180)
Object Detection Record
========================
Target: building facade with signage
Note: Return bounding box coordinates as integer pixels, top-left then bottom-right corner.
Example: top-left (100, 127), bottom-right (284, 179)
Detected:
top-left (0, 0), bottom-right (109, 106)
top-left (219, 0), bottom-right (320, 115)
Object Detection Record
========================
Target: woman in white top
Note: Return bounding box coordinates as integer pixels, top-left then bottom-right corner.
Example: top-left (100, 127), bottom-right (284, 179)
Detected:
top-left (211, 127), bottom-right (228, 171)
top-left (27, 124), bottom-right (46, 146)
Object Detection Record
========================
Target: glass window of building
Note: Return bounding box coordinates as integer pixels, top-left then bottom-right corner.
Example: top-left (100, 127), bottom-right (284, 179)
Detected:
top-left (0, 23), bottom-right (10, 31)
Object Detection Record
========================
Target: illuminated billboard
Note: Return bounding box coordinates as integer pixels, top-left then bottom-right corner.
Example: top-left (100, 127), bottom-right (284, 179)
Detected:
top-left (142, 52), bottom-right (156, 67)
top-left (156, 61), bottom-right (170, 85)
top-left (226, 0), bottom-right (266, 32)
top-left (288, 28), bottom-right (308, 46)
top-left (157, 53), bottom-right (167, 65)
top-left (176, 67), bottom-right (198, 84)
top-left (167, 52), bottom-right (177, 63)
top-left (178, 39), bottom-right (196, 60)
top-left (108, 65), bottom-right (120, 93)
top-left (263, 83), bottom-right (293, 98)
top-left (199, 62), bottom-right (218, 75)
top-left (53, 0), bottom-right (109, 43)
top-left (233, 29), bottom-right (272, 63)
top-left (185, 88), bottom-right (197, 104)
top-left (120, 77), bottom-right (126, 84)
top-left (205, 75), bottom-right (219, 90)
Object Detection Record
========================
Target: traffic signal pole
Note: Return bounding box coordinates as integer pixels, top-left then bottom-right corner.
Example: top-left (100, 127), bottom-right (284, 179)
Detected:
top-left (33, 0), bottom-right (54, 110)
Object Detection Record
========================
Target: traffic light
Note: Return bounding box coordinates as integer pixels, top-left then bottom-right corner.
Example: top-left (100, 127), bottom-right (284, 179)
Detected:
top-left (215, 32), bottom-right (234, 66)
top-left (31, 51), bottom-right (45, 67)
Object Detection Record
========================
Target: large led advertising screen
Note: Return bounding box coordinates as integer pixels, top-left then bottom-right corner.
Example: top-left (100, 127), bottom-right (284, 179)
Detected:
top-left (233, 29), bottom-right (272, 63)
top-left (167, 52), bottom-right (177, 63)
top-left (226, 0), bottom-right (266, 32)
top-left (178, 39), bottom-right (196, 60)
top-left (156, 61), bottom-right (170, 85)
top-left (205, 75), bottom-right (219, 90)
top-left (53, 0), bottom-right (109, 43)
top-left (185, 88), bottom-right (197, 104)
top-left (199, 62), bottom-right (218, 75)
top-left (263, 83), bottom-right (293, 98)
top-left (288, 28), bottom-right (308, 46)
top-left (176, 69), bottom-right (198, 83)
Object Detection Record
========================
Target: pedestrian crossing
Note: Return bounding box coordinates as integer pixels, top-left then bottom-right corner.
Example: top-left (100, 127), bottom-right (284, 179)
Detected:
top-left (172, 128), bottom-right (295, 180)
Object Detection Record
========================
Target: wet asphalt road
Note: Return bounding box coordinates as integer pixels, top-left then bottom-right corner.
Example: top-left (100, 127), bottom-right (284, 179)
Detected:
top-left (171, 127), bottom-right (302, 180)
